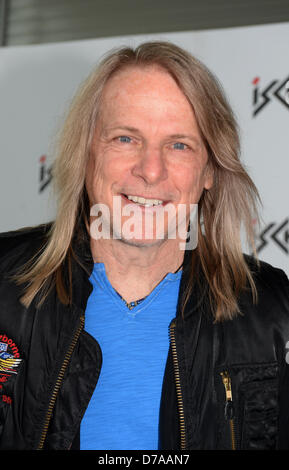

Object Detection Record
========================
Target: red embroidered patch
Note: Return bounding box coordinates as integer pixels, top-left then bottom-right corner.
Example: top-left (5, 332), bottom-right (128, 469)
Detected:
top-left (1, 395), bottom-right (12, 405)
top-left (0, 334), bottom-right (22, 377)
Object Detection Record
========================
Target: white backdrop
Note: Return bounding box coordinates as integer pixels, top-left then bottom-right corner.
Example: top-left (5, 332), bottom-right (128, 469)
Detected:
top-left (0, 22), bottom-right (288, 274)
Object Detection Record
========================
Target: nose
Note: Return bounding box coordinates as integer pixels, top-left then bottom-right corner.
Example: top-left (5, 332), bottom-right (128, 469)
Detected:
top-left (131, 145), bottom-right (168, 185)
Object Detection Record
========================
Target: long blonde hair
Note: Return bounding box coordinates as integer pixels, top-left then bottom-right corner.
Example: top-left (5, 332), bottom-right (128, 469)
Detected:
top-left (15, 41), bottom-right (261, 321)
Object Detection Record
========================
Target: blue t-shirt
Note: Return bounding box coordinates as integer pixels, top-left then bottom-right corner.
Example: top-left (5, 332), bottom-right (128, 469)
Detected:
top-left (80, 263), bottom-right (182, 450)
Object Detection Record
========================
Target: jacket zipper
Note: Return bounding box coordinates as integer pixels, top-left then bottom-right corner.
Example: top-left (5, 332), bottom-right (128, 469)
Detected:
top-left (169, 320), bottom-right (186, 450)
top-left (37, 315), bottom-right (85, 450)
top-left (220, 370), bottom-right (237, 450)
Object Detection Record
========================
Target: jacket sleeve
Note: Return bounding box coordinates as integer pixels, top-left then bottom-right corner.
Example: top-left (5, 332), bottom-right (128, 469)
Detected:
top-left (277, 270), bottom-right (289, 449)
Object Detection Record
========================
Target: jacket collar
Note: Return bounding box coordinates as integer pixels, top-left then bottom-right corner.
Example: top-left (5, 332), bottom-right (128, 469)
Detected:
top-left (176, 248), bottom-right (211, 321)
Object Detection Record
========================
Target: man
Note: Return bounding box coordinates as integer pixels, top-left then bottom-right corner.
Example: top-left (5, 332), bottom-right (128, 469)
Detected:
top-left (0, 41), bottom-right (288, 450)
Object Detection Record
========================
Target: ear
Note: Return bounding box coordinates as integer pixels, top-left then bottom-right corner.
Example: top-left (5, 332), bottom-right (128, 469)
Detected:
top-left (204, 160), bottom-right (214, 190)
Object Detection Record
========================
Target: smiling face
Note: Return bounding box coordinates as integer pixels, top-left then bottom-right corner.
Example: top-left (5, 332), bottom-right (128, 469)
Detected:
top-left (86, 64), bottom-right (213, 246)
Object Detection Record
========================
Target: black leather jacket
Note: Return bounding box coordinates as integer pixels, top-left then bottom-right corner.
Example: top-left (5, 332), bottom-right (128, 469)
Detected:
top-left (0, 224), bottom-right (289, 450)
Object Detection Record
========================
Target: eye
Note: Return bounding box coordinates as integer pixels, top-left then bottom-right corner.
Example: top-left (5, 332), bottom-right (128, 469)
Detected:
top-left (117, 136), bottom-right (132, 143)
top-left (172, 142), bottom-right (188, 150)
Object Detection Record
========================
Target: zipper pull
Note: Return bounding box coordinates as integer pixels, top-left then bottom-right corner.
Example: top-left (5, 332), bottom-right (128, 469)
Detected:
top-left (220, 370), bottom-right (237, 450)
top-left (220, 371), bottom-right (234, 420)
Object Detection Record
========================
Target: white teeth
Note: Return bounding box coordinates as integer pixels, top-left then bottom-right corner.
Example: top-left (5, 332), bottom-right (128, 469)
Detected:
top-left (126, 195), bottom-right (163, 206)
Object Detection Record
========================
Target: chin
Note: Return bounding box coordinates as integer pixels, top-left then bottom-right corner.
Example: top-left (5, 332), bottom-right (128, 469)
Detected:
top-left (118, 236), bottom-right (166, 248)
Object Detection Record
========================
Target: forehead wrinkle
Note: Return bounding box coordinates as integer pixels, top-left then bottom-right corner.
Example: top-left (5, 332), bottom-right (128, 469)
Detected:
top-left (97, 66), bottom-right (202, 144)
top-left (101, 66), bottom-right (192, 111)
top-left (100, 98), bottom-right (195, 133)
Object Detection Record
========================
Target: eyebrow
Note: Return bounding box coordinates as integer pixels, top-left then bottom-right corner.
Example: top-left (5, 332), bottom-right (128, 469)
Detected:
top-left (103, 126), bottom-right (202, 145)
top-left (103, 126), bottom-right (141, 136)
top-left (167, 134), bottom-right (201, 146)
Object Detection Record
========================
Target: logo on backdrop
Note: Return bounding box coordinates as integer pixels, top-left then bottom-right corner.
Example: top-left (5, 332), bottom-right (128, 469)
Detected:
top-left (252, 75), bottom-right (289, 116)
top-left (253, 218), bottom-right (289, 254)
top-left (39, 155), bottom-right (52, 193)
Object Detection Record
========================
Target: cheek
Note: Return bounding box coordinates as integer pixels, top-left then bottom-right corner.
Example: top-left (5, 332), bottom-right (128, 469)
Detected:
top-left (86, 148), bottom-right (128, 200)
top-left (173, 165), bottom-right (200, 190)
top-left (172, 163), bottom-right (208, 201)
top-left (85, 151), bottom-right (106, 204)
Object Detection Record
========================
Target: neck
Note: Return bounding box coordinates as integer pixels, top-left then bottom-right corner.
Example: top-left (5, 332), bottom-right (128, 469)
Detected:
top-left (90, 237), bottom-right (184, 302)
